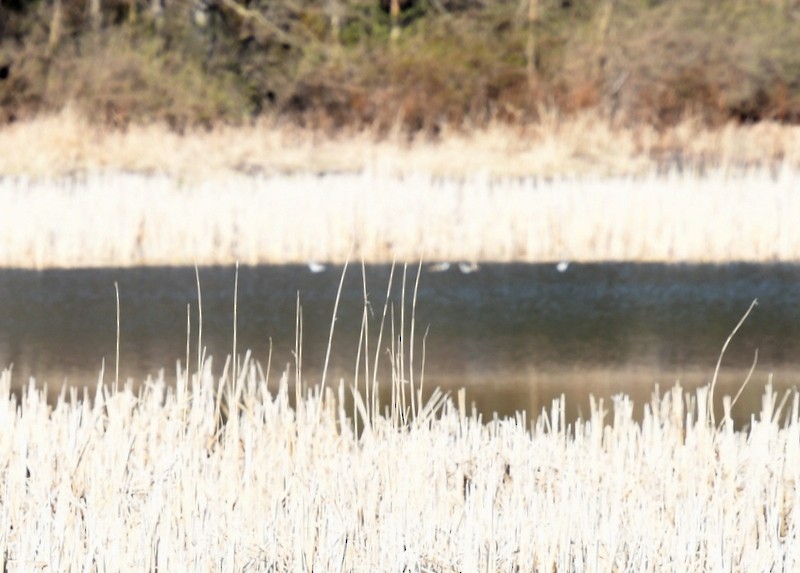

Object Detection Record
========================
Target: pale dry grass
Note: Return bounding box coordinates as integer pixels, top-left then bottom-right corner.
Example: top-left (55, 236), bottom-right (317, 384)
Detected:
top-left (4, 109), bottom-right (800, 267)
top-left (1, 263), bottom-right (797, 570)
top-left (1, 168), bottom-right (799, 267)
top-left (3, 109), bottom-right (800, 180)
top-left (1, 361), bottom-right (799, 572)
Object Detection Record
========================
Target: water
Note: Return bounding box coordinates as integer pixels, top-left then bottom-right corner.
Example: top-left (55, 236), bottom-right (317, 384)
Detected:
top-left (1, 263), bottom-right (799, 426)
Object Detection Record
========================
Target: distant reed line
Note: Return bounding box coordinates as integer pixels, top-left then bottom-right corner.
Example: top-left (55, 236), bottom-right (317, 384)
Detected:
top-left (1, 363), bottom-right (798, 571)
top-left (1, 169), bottom-right (799, 268)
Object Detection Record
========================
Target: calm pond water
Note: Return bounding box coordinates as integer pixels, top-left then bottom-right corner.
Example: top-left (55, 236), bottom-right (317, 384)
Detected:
top-left (1, 263), bottom-right (799, 426)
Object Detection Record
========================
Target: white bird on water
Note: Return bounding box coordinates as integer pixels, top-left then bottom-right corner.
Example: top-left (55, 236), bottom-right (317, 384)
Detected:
top-left (458, 262), bottom-right (479, 274)
top-left (307, 261), bottom-right (326, 273)
top-left (556, 260), bottom-right (570, 273)
top-left (428, 262), bottom-right (451, 272)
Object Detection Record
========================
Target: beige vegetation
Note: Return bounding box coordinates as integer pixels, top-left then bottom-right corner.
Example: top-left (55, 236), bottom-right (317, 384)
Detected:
top-left (3, 109), bottom-right (800, 179)
top-left (3, 110), bottom-right (800, 269)
top-left (2, 360), bottom-right (799, 571)
top-left (1, 161), bottom-right (799, 268)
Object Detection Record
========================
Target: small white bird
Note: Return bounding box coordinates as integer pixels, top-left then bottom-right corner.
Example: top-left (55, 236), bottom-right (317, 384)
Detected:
top-left (307, 261), bottom-right (326, 273)
top-left (428, 262), bottom-right (451, 272)
top-left (556, 260), bottom-right (570, 273)
top-left (458, 262), bottom-right (479, 274)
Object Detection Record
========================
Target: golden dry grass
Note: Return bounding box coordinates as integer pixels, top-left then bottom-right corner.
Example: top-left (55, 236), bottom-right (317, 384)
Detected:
top-left (1, 360), bottom-right (799, 572)
top-left (2, 109), bottom-right (800, 180)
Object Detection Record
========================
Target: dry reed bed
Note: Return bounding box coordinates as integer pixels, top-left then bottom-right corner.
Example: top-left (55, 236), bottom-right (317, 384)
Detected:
top-left (1, 168), bottom-right (800, 267)
top-left (1, 363), bottom-right (798, 572)
top-left (3, 111), bottom-right (800, 180)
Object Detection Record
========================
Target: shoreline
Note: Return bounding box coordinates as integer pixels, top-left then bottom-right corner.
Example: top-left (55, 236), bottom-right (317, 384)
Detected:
top-left (3, 111), bottom-right (800, 268)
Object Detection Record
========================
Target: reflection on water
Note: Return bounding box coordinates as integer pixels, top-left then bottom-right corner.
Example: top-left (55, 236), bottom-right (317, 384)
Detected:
top-left (1, 263), bottom-right (799, 426)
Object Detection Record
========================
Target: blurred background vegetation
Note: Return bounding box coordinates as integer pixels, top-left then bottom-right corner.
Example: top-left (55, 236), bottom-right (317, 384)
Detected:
top-left (1, 0), bottom-right (799, 133)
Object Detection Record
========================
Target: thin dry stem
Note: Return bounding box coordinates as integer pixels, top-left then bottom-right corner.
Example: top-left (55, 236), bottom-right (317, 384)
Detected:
top-left (709, 298), bottom-right (758, 426)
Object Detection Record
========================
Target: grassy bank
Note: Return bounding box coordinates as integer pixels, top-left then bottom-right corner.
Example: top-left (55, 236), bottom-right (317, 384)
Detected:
top-left (1, 167), bottom-right (799, 268)
top-left (1, 361), bottom-right (798, 570)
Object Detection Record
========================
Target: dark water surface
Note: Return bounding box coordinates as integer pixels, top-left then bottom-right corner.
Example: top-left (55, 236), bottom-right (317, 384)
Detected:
top-left (1, 263), bottom-right (799, 425)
